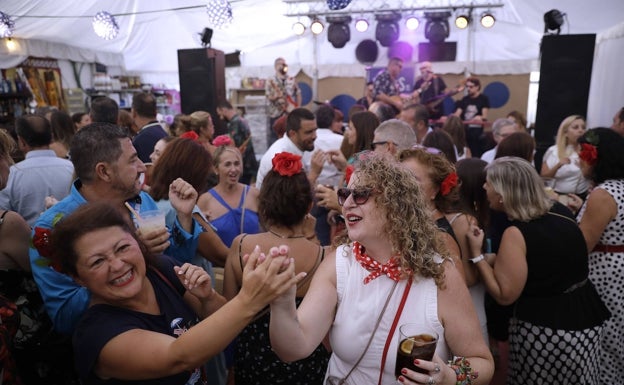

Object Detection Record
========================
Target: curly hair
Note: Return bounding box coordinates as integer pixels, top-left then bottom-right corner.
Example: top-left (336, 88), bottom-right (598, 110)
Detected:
top-left (578, 127), bottom-right (624, 184)
top-left (258, 169), bottom-right (312, 228)
top-left (348, 154), bottom-right (445, 287)
top-left (398, 148), bottom-right (460, 214)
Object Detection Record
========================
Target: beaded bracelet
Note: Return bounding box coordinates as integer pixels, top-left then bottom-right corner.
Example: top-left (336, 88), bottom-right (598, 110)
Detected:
top-left (448, 356), bottom-right (479, 385)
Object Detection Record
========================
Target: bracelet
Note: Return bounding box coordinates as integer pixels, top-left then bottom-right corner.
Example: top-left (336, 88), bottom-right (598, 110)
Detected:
top-left (469, 254), bottom-right (485, 264)
top-left (448, 356), bottom-right (479, 385)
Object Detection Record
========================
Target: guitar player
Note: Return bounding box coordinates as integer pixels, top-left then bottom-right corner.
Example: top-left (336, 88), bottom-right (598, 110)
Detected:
top-left (266, 57), bottom-right (301, 146)
top-left (412, 61), bottom-right (448, 120)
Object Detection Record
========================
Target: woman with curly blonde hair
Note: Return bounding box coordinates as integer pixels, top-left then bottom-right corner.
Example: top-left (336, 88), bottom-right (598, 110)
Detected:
top-left (269, 154), bottom-right (493, 385)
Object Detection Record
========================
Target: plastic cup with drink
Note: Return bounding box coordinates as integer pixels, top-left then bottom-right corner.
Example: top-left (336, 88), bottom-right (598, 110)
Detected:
top-left (395, 324), bottom-right (438, 378)
top-left (135, 209), bottom-right (166, 234)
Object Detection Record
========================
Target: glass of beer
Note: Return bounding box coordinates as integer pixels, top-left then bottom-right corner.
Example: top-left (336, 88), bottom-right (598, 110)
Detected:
top-left (395, 324), bottom-right (438, 378)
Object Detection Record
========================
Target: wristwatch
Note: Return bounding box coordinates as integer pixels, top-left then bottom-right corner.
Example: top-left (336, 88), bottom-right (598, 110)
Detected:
top-left (469, 254), bottom-right (485, 264)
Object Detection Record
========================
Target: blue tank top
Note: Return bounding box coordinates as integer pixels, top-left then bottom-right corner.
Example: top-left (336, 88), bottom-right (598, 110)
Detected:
top-left (209, 185), bottom-right (260, 247)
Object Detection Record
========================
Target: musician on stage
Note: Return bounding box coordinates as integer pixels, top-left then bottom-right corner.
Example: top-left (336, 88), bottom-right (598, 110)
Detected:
top-left (266, 57), bottom-right (301, 145)
top-left (454, 76), bottom-right (490, 157)
top-left (372, 57), bottom-right (404, 114)
top-left (412, 61), bottom-right (448, 120)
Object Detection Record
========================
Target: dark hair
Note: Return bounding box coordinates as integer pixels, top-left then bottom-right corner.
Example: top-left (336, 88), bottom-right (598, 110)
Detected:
top-left (117, 110), bottom-right (135, 136)
top-left (50, 202), bottom-right (149, 276)
top-left (149, 138), bottom-right (213, 200)
top-left (351, 111), bottom-right (379, 153)
top-left (70, 123), bottom-right (129, 183)
top-left (71, 112), bottom-right (88, 125)
top-left (368, 101), bottom-right (396, 123)
top-left (441, 115), bottom-right (467, 156)
top-left (50, 111), bottom-right (75, 148)
top-left (404, 103), bottom-right (430, 126)
top-left (618, 107), bottom-right (624, 124)
top-left (494, 132), bottom-right (535, 161)
top-left (258, 169), bottom-right (312, 228)
top-left (131, 92), bottom-right (157, 119)
top-left (315, 105), bottom-right (335, 129)
top-left (456, 158), bottom-right (489, 229)
top-left (217, 100), bottom-right (233, 110)
top-left (286, 108), bottom-right (315, 133)
top-left (90, 96), bottom-right (119, 124)
top-left (466, 76), bottom-right (481, 89)
top-left (348, 104), bottom-right (366, 120)
top-left (423, 129), bottom-right (457, 163)
top-left (578, 127), bottom-right (624, 184)
top-left (15, 115), bottom-right (52, 147)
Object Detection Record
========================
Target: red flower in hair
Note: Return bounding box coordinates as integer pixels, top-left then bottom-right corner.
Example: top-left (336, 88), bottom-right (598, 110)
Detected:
top-left (344, 165), bottom-right (355, 185)
top-left (180, 131), bottom-right (199, 141)
top-left (272, 152), bottom-right (303, 177)
top-left (32, 226), bottom-right (62, 272)
top-left (579, 143), bottom-right (598, 166)
top-left (440, 172), bottom-right (458, 196)
top-left (213, 135), bottom-right (233, 147)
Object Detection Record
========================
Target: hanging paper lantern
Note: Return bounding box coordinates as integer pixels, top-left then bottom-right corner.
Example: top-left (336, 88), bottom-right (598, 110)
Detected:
top-left (327, 0), bottom-right (352, 11)
top-left (92, 11), bottom-right (119, 40)
top-left (206, 0), bottom-right (233, 29)
top-left (0, 11), bottom-right (15, 38)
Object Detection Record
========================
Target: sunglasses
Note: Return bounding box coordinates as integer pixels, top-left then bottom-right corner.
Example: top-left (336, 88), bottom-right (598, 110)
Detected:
top-left (337, 187), bottom-right (374, 206)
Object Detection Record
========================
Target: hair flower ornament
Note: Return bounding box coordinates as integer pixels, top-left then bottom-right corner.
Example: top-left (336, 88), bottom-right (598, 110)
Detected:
top-left (272, 152), bottom-right (303, 177)
top-left (579, 143), bottom-right (598, 166)
top-left (440, 172), bottom-right (459, 196)
top-left (213, 134), bottom-right (234, 147)
top-left (344, 165), bottom-right (355, 185)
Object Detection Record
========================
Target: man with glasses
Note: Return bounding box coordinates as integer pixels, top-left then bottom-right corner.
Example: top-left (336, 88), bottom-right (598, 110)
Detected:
top-left (412, 61), bottom-right (448, 120)
top-left (480, 118), bottom-right (518, 163)
top-left (371, 119), bottom-right (417, 155)
top-left (454, 76), bottom-right (490, 157)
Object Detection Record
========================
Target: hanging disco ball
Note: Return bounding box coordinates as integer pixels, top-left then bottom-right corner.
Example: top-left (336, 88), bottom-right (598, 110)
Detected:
top-left (0, 11), bottom-right (15, 38)
top-left (327, 0), bottom-right (352, 11)
top-left (92, 11), bottom-right (119, 40)
top-left (206, 0), bottom-right (233, 29)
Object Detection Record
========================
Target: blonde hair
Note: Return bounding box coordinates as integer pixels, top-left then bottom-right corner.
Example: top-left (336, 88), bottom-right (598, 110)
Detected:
top-left (348, 154), bottom-right (445, 287)
top-left (486, 157), bottom-right (552, 222)
top-left (189, 111), bottom-right (212, 135)
top-left (212, 145), bottom-right (242, 168)
top-left (0, 129), bottom-right (15, 162)
top-left (556, 115), bottom-right (584, 160)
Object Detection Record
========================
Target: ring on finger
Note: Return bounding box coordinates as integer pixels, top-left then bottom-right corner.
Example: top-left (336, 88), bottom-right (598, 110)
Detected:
top-left (427, 377), bottom-right (436, 385)
top-left (433, 364), bottom-right (441, 373)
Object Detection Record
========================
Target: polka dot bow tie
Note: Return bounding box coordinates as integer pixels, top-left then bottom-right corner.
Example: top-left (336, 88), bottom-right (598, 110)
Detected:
top-left (353, 242), bottom-right (403, 284)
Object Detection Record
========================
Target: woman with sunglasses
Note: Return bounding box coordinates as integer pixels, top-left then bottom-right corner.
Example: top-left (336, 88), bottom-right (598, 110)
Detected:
top-left (269, 154), bottom-right (493, 385)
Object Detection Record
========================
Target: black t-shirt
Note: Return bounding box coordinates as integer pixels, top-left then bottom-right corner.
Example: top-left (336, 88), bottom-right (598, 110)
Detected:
top-left (455, 93), bottom-right (490, 121)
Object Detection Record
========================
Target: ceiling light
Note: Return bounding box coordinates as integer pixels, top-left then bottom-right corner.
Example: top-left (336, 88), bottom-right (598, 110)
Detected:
top-left (206, 0), bottom-right (233, 29)
top-left (480, 13), bottom-right (495, 28)
top-left (310, 18), bottom-right (324, 35)
top-left (327, 15), bottom-right (351, 48)
top-left (544, 9), bottom-right (565, 35)
top-left (375, 13), bottom-right (401, 47)
top-left (326, 0), bottom-right (352, 11)
top-left (0, 11), bottom-right (14, 38)
top-left (355, 18), bottom-right (369, 32)
top-left (292, 21), bottom-right (306, 35)
top-left (5, 37), bottom-right (15, 50)
top-left (92, 11), bottom-right (119, 40)
top-left (405, 16), bottom-right (420, 31)
top-left (455, 15), bottom-right (470, 29)
top-left (424, 12), bottom-right (451, 44)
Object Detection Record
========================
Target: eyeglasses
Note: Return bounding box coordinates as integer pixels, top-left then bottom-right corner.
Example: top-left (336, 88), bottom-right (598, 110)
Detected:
top-left (466, 84), bottom-right (476, 89)
top-left (337, 187), bottom-right (374, 206)
top-left (371, 141), bottom-right (396, 150)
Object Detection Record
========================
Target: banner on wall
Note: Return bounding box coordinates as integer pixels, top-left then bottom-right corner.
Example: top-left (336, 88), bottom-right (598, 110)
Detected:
top-left (19, 57), bottom-right (67, 111)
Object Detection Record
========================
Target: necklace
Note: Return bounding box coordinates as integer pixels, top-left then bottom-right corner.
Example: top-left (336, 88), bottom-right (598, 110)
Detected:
top-left (268, 228), bottom-right (306, 239)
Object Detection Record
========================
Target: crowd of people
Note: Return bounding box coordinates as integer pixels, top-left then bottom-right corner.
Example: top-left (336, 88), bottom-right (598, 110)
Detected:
top-left (0, 58), bottom-right (622, 385)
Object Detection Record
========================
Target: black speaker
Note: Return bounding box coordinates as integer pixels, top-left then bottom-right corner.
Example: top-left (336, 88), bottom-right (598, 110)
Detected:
top-left (533, 34), bottom-right (595, 170)
top-left (177, 48), bottom-right (227, 135)
top-left (417, 42), bottom-right (456, 62)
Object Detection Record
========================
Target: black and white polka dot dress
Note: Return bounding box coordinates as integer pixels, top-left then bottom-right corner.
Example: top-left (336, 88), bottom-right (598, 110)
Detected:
top-left (578, 179), bottom-right (624, 385)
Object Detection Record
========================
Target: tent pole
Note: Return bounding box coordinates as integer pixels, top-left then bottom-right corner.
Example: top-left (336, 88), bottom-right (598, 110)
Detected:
top-left (312, 33), bottom-right (319, 103)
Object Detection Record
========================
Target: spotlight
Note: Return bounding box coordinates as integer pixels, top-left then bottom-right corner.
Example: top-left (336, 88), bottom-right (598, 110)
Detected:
top-left (206, 0), bottom-right (233, 29)
top-left (92, 11), bottom-right (119, 40)
top-left (375, 13), bottom-right (401, 48)
top-left (480, 13), bottom-right (495, 28)
top-left (292, 21), bottom-right (306, 35)
top-left (544, 9), bottom-right (565, 35)
top-left (455, 15), bottom-right (470, 29)
top-left (424, 12), bottom-right (451, 44)
top-left (5, 37), bottom-right (15, 50)
top-left (327, 15), bottom-right (351, 48)
top-left (326, 0), bottom-right (352, 11)
top-left (0, 11), bottom-right (14, 38)
top-left (405, 16), bottom-right (420, 31)
top-left (200, 27), bottom-right (213, 47)
top-left (310, 18), bottom-right (324, 35)
top-left (355, 18), bottom-right (369, 32)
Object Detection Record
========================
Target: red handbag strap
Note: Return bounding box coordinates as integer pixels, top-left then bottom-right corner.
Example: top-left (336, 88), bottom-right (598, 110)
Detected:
top-left (378, 278), bottom-right (412, 385)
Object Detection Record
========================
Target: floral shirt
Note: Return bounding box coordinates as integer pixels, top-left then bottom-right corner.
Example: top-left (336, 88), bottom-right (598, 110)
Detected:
top-left (265, 74), bottom-right (300, 118)
top-left (372, 70), bottom-right (400, 100)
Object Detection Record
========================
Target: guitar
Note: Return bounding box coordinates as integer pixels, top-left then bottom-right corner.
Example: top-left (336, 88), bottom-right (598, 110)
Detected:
top-left (421, 83), bottom-right (465, 117)
top-left (269, 78), bottom-right (299, 113)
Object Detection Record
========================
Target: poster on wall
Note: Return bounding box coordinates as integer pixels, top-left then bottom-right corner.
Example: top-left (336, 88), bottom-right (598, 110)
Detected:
top-left (18, 57), bottom-right (67, 111)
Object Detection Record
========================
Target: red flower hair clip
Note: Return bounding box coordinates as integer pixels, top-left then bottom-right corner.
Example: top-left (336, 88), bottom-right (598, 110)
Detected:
top-left (344, 165), bottom-right (355, 185)
top-left (579, 143), bottom-right (598, 166)
top-left (440, 172), bottom-right (458, 196)
top-left (213, 134), bottom-right (234, 147)
top-left (272, 152), bottom-right (303, 177)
